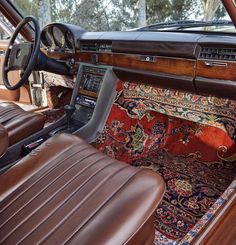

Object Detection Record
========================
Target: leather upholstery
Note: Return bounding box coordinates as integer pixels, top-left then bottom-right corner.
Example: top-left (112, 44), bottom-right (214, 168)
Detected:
top-left (0, 102), bottom-right (45, 145)
top-left (0, 44), bottom-right (20, 101)
top-left (0, 124), bottom-right (8, 157)
top-left (0, 134), bottom-right (165, 245)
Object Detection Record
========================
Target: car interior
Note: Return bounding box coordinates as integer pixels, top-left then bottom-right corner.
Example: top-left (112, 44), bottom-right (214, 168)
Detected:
top-left (0, 0), bottom-right (235, 244)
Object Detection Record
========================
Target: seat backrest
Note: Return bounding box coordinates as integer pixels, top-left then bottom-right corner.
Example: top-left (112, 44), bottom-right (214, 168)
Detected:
top-left (0, 124), bottom-right (8, 157)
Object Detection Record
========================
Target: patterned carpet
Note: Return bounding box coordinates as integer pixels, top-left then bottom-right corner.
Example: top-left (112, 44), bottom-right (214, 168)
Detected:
top-left (46, 85), bottom-right (72, 108)
top-left (42, 85), bottom-right (73, 125)
top-left (94, 81), bottom-right (236, 241)
top-left (42, 107), bottom-right (65, 125)
top-left (132, 150), bottom-right (235, 240)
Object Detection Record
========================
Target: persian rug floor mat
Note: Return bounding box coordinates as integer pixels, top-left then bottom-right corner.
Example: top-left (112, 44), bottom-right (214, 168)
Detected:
top-left (42, 107), bottom-right (65, 126)
top-left (131, 150), bottom-right (235, 241)
top-left (94, 80), bottom-right (236, 242)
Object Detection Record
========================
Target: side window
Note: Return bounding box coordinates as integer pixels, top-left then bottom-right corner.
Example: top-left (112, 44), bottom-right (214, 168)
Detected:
top-left (0, 13), bottom-right (12, 41)
top-left (0, 27), bottom-right (9, 40)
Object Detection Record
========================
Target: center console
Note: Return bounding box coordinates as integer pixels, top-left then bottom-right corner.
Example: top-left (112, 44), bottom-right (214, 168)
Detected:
top-left (76, 65), bottom-right (106, 105)
top-left (0, 63), bottom-right (118, 166)
top-left (69, 63), bottom-right (118, 141)
top-left (72, 65), bottom-right (107, 124)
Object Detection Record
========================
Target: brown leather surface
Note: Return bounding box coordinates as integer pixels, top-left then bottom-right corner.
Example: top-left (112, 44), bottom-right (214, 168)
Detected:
top-left (19, 85), bottom-right (32, 104)
top-left (0, 124), bottom-right (8, 157)
top-left (0, 54), bottom-right (20, 101)
top-left (0, 41), bottom-right (31, 102)
top-left (0, 88), bottom-right (19, 101)
top-left (0, 133), bottom-right (165, 245)
top-left (0, 102), bottom-right (45, 145)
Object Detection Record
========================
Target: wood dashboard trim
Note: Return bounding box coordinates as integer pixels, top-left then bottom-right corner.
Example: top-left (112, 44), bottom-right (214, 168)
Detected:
top-left (78, 89), bottom-right (98, 98)
top-left (40, 49), bottom-right (196, 77)
top-left (75, 52), bottom-right (196, 77)
top-left (40, 49), bottom-right (74, 60)
top-left (196, 59), bottom-right (236, 81)
top-left (41, 48), bottom-right (236, 83)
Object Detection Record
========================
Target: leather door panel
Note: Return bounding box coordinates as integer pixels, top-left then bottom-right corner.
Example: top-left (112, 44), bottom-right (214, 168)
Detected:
top-left (0, 40), bottom-right (20, 101)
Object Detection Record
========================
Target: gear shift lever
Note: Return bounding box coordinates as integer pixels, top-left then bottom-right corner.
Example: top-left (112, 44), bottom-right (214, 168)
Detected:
top-left (64, 104), bottom-right (76, 127)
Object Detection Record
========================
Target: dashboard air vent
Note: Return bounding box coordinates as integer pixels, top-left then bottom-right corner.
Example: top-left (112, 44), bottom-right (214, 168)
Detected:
top-left (199, 47), bottom-right (236, 61)
top-left (80, 43), bottom-right (97, 52)
top-left (80, 42), bottom-right (112, 52)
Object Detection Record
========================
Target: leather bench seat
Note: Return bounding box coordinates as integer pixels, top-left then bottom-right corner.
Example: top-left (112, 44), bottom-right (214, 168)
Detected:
top-left (0, 102), bottom-right (45, 145)
top-left (0, 134), bottom-right (165, 245)
top-left (0, 124), bottom-right (8, 157)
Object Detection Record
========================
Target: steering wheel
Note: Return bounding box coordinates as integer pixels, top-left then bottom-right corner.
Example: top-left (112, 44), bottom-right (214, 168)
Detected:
top-left (2, 16), bottom-right (40, 90)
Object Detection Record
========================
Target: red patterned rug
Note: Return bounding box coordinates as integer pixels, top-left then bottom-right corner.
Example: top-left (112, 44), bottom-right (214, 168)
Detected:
top-left (42, 107), bottom-right (65, 125)
top-left (46, 85), bottom-right (72, 109)
top-left (94, 81), bottom-right (236, 241)
top-left (42, 85), bottom-right (73, 125)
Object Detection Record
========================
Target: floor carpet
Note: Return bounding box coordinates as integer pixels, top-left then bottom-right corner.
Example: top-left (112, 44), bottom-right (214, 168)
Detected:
top-left (94, 81), bottom-right (236, 241)
top-left (132, 150), bottom-right (235, 240)
top-left (42, 85), bottom-right (72, 125)
top-left (42, 107), bottom-right (65, 125)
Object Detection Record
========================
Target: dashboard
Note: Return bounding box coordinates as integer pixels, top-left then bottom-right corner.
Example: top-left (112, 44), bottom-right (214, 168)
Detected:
top-left (40, 23), bottom-right (236, 100)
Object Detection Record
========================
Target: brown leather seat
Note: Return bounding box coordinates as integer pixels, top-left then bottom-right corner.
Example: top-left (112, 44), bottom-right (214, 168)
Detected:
top-left (0, 102), bottom-right (45, 145)
top-left (0, 134), bottom-right (165, 245)
top-left (0, 124), bottom-right (8, 157)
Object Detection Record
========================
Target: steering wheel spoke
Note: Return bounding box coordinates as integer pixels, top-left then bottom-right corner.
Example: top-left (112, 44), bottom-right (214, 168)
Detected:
top-left (2, 16), bottom-right (40, 91)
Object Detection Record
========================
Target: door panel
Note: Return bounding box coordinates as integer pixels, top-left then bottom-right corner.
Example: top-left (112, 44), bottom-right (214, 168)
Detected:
top-left (0, 40), bottom-right (21, 101)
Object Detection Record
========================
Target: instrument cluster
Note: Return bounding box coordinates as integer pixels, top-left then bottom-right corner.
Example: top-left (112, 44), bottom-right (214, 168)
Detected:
top-left (41, 25), bottom-right (74, 53)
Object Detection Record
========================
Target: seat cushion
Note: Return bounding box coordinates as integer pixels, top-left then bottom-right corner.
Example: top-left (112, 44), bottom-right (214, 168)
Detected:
top-left (0, 124), bottom-right (8, 157)
top-left (0, 102), bottom-right (45, 145)
top-left (0, 134), bottom-right (165, 245)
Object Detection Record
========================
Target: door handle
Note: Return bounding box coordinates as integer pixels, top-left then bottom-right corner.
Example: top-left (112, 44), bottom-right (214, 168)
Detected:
top-left (204, 61), bottom-right (227, 67)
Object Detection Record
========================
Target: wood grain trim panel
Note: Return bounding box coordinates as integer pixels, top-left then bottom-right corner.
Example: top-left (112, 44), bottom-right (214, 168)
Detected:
top-left (76, 52), bottom-right (113, 65)
top-left (113, 54), bottom-right (195, 76)
top-left (40, 48), bottom-right (74, 60)
top-left (78, 89), bottom-right (98, 98)
top-left (42, 49), bottom-right (195, 77)
top-left (76, 52), bottom-right (195, 77)
top-left (196, 59), bottom-right (236, 81)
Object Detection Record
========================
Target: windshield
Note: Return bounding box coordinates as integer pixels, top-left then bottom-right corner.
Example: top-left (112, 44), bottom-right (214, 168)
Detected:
top-left (11, 0), bottom-right (235, 32)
